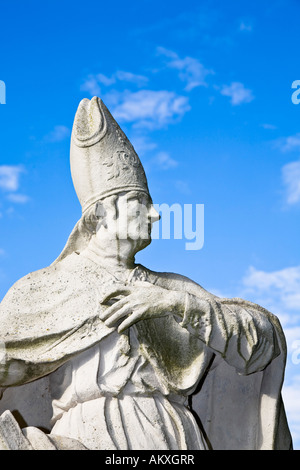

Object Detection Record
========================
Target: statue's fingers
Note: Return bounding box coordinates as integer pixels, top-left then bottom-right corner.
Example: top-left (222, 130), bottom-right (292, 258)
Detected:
top-left (117, 310), bottom-right (145, 333)
top-left (103, 303), bottom-right (131, 327)
top-left (99, 297), bottom-right (128, 321)
top-left (100, 287), bottom-right (132, 305)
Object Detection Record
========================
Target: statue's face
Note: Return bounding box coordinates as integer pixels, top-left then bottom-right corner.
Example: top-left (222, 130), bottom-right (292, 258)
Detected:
top-left (118, 191), bottom-right (160, 245)
top-left (96, 191), bottom-right (160, 250)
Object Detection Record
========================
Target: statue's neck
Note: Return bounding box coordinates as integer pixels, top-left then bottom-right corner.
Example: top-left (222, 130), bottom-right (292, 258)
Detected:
top-left (81, 234), bottom-right (136, 271)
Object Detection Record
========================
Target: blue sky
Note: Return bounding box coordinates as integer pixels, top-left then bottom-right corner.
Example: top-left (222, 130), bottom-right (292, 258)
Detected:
top-left (0, 0), bottom-right (300, 449)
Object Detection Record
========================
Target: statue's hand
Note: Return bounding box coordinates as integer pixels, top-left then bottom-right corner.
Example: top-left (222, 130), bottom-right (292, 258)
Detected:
top-left (99, 283), bottom-right (185, 333)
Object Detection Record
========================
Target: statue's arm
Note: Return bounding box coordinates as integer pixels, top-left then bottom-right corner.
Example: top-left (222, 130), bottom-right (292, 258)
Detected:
top-left (100, 272), bottom-right (280, 376)
top-left (144, 270), bottom-right (282, 375)
top-left (178, 291), bottom-right (280, 375)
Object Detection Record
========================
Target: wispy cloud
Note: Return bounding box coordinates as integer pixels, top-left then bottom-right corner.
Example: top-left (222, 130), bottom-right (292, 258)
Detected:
top-left (96, 73), bottom-right (116, 87)
top-left (261, 123), bottom-right (277, 130)
top-left (276, 133), bottom-right (300, 153)
top-left (81, 70), bottom-right (149, 97)
top-left (0, 165), bottom-right (24, 192)
top-left (130, 135), bottom-right (158, 155)
top-left (111, 90), bottom-right (190, 129)
top-left (220, 81), bottom-right (255, 106)
top-left (115, 71), bottom-right (149, 87)
top-left (0, 165), bottom-right (30, 207)
top-left (6, 193), bottom-right (30, 204)
top-left (44, 125), bottom-right (70, 143)
top-left (241, 265), bottom-right (300, 324)
top-left (157, 46), bottom-right (214, 91)
top-left (150, 151), bottom-right (179, 170)
top-left (239, 21), bottom-right (253, 32)
top-left (81, 75), bottom-right (101, 96)
top-left (274, 134), bottom-right (300, 205)
top-left (282, 160), bottom-right (300, 205)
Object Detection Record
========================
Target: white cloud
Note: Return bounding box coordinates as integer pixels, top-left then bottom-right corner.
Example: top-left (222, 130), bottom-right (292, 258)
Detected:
top-left (241, 265), bottom-right (300, 325)
top-left (239, 21), bottom-right (253, 32)
top-left (115, 71), bottom-right (148, 87)
top-left (80, 75), bottom-right (102, 96)
top-left (240, 266), bottom-right (300, 385)
top-left (130, 135), bottom-right (157, 155)
top-left (6, 193), bottom-right (30, 204)
top-left (112, 90), bottom-right (190, 129)
top-left (277, 133), bottom-right (300, 153)
top-left (95, 71), bottom-right (149, 87)
top-left (157, 47), bottom-right (213, 91)
top-left (261, 123), bottom-right (277, 130)
top-left (0, 165), bottom-right (30, 207)
top-left (0, 165), bottom-right (24, 192)
top-left (81, 70), bottom-right (149, 97)
top-left (44, 125), bottom-right (70, 143)
top-left (151, 151), bottom-right (178, 170)
top-left (220, 81), bottom-right (255, 106)
top-left (97, 73), bottom-right (116, 87)
top-left (282, 160), bottom-right (300, 205)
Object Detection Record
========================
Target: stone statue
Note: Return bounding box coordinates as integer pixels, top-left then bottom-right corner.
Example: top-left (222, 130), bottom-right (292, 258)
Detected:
top-left (0, 97), bottom-right (292, 450)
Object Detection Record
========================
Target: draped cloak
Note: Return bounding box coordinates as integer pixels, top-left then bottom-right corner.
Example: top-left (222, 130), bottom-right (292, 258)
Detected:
top-left (0, 249), bottom-right (292, 450)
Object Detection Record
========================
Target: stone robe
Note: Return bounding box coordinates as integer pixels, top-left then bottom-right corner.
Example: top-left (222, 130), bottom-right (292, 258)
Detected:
top-left (0, 252), bottom-right (292, 450)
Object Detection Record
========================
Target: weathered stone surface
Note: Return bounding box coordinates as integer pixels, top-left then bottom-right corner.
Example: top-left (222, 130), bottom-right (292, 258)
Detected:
top-left (0, 411), bottom-right (33, 450)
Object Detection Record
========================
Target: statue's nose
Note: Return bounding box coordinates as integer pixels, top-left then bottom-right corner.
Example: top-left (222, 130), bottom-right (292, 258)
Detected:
top-left (149, 205), bottom-right (160, 222)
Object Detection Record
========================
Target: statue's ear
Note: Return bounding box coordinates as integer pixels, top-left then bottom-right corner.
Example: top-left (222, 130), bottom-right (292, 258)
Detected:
top-left (95, 201), bottom-right (109, 232)
top-left (95, 201), bottom-right (106, 219)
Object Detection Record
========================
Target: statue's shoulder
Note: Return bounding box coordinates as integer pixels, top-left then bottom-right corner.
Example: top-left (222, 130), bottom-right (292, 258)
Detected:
top-left (0, 253), bottom-right (92, 309)
top-left (1, 264), bottom-right (56, 303)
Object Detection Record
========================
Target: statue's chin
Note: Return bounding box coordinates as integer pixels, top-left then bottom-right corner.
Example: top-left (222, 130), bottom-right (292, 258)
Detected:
top-left (130, 236), bottom-right (152, 255)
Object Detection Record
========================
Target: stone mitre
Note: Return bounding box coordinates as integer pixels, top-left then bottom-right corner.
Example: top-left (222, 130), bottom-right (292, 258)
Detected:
top-left (71, 96), bottom-right (150, 214)
top-left (53, 96), bottom-right (151, 264)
